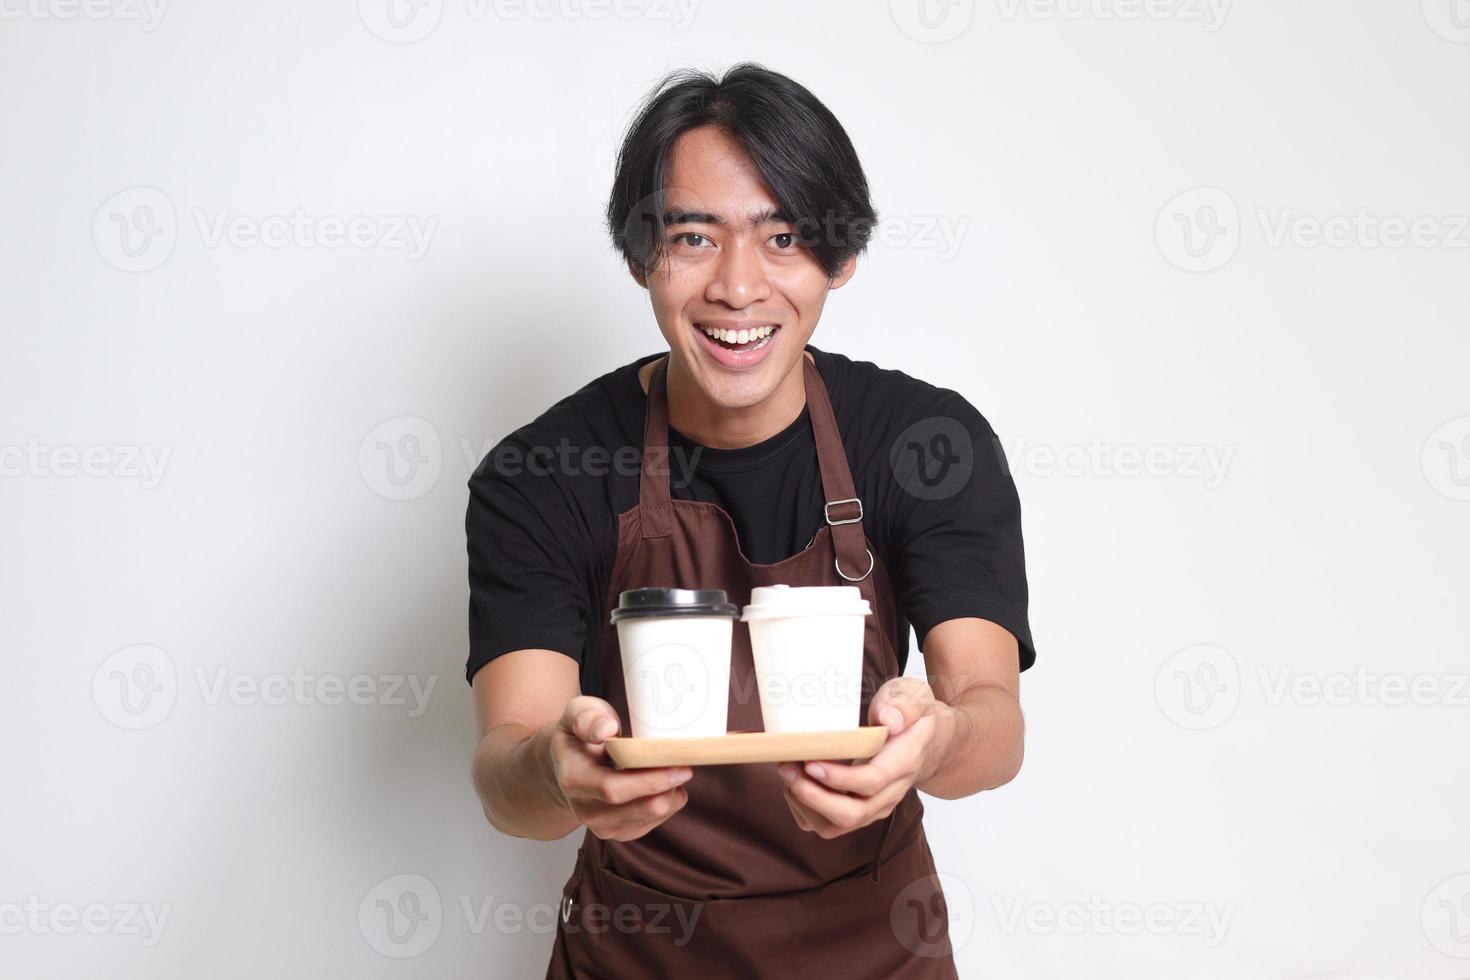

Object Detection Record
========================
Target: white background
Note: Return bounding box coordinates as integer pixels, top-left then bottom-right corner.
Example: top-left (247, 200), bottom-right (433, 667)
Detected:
top-left (2, 1), bottom-right (1468, 977)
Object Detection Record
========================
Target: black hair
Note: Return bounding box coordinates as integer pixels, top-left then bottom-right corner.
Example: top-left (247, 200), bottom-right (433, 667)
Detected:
top-left (606, 62), bottom-right (877, 281)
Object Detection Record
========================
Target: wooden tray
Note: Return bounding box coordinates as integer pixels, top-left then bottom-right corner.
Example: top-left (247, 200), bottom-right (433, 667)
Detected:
top-left (604, 727), bottom-right (888, 769)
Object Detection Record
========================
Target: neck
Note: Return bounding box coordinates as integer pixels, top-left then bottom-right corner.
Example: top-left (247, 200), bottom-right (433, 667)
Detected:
top-left (660, 352), bottom-right (811, 450)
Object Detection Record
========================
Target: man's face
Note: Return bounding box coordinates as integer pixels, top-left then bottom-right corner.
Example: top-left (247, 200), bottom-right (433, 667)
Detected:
top-left (632, 124), bottom-right (855, 411)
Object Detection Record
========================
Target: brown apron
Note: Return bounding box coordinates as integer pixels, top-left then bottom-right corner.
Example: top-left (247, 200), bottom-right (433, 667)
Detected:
top-left (545, 354), bottom-right (959, 979)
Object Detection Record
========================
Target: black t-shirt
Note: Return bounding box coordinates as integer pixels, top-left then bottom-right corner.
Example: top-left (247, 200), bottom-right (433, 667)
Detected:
top-left (464, 345), bottom-right (1036, 693)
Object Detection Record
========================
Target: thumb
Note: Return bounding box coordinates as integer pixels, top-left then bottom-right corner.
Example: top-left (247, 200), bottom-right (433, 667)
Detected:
top-left (563, 696), bottom-right (621, 745)
top-left (869, 679), bottom-right (929, 736)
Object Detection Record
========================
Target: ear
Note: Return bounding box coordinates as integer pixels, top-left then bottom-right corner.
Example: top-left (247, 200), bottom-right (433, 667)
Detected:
top-left (627, 258), bottom-right (649, 289)
top-left (828, 253), bottom-right (858, 290)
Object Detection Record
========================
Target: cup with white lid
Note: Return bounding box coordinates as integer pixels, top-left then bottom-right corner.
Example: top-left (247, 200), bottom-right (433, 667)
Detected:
top-left (741, 584), bottom-right (872, 734)
top-left (611, 587), bottom-right (737, 739)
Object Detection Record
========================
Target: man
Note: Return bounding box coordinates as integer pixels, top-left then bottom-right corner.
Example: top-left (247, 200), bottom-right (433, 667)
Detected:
top-left (466, 63), bottom-right (1036, 978)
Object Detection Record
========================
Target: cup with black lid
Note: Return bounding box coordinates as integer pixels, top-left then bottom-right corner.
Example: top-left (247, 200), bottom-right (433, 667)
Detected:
top-left (611, 587), bottom-right (737, 739)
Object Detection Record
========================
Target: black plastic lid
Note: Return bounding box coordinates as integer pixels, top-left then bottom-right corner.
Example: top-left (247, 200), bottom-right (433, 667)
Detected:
top-left (609, 587), bottom-right (738, 624)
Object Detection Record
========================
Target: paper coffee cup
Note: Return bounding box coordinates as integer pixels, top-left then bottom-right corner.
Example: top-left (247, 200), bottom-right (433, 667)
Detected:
top-left (611, 588), bottom-right (736, 739)
top-left (741, 585), bottom-right (872, 733)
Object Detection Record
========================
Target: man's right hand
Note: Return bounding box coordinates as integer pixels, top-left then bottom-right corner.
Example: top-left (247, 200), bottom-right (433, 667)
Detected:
top-left (548, 696), bottom-right (693, 842)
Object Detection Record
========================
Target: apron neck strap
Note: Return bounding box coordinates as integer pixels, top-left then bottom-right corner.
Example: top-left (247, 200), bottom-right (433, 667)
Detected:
top-left (639, 353), bottom-right (871, 582)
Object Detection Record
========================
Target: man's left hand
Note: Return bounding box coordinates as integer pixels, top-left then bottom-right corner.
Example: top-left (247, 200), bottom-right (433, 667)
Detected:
top-left (776, 677), bottom-right (952, 839)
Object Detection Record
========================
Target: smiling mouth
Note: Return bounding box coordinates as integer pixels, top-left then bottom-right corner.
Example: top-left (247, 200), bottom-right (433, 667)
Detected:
top-left (695, 322), bottom-right (780, 353)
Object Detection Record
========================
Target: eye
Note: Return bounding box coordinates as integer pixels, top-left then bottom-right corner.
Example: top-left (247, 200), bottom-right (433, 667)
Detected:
top-left (769, 232), bottom-right (798, 250)
top-left (671, 232), bottom-right (711, 248)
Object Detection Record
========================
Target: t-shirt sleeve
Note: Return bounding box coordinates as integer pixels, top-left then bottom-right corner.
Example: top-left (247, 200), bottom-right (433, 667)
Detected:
top-left (886, 391), bottom-right (1037, 672)
top-left (464, 454), bottom-right (589, 685)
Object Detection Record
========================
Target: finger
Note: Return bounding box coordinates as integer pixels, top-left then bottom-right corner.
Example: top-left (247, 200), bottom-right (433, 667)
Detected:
top-left (784, 769), bottom-right (873, 831)
top-left (859, 715), bottom-right (932, 771)
top-left (592, 765), bottom-right (693, 805)
top-left (783, 786), bottom-right (829, 835)
top-left (604, 786), bottom-right (689, 840)
top-left (801, 758), bottom-right (897, 798)
top-left (868, 678), bottom-right (932, 735)
top-left (567, 698), bottom-right (621, 745)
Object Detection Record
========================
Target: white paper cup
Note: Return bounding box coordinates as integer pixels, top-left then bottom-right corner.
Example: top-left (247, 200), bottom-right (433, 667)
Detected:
top-left (612, 588), bottom-right (736, 739)
top-left (741, 585), bottom-right (872, 733)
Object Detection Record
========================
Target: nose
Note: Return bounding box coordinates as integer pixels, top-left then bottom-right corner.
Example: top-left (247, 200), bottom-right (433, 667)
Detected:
top-left (704, 236), bottom-right (770, 308)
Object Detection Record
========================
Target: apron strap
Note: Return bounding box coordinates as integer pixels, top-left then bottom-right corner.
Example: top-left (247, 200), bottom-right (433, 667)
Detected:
top-left (639, 357), bottom-right (674, 538)
top-left (640, 353), bottom-right (874, 592)
top-left (800, 356), bottom-right (874, 588)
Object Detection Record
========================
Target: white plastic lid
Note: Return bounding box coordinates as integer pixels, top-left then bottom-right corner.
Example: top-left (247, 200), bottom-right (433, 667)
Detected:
top-left (739, 584), bottom-right (871, 621)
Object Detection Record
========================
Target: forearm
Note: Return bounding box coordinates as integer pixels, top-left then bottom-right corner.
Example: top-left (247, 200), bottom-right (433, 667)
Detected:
top-left (917, 682), bottom-right (1024, 799)
top-left (472, 721), bottom-right (581, 841)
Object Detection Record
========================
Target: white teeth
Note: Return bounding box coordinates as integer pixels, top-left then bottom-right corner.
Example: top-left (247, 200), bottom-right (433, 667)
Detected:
top-left (699, 323), bottom-right (782, 346)
top-left (698, 324), bottom-right (778, 345)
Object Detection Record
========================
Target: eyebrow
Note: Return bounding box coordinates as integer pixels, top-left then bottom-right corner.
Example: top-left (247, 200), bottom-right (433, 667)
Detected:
top-left (663, 205), bottom-right (794, 228)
